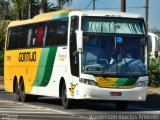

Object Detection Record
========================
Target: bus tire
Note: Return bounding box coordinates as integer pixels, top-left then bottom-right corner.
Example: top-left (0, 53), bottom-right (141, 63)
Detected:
top-left (61, 83), bottom-right (72, 109)
top-left (116, 101), bottom-right (128, 110)
top-left (15, 81), bottom-right (21, 101)
top-left (19, 81), bottom-right (29, 102)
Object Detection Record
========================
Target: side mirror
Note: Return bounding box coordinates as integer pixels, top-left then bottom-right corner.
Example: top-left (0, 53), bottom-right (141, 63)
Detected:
top-left (76, 30), bottom-right (83, 50)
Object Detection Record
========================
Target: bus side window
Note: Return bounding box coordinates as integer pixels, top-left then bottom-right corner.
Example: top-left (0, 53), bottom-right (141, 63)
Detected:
top-left (46, 21), bottom-right (57, 46)
top-left (36, 26), bottom-right (45, 46)
top-left (27, 28), bottom-right (32, 47)
top-left (29, 23), bottom-right (46, 47)
top-left (8, 28), bottom-right (19, 49)
top-left (18, 26), bottom-right (29, 48)
top-left (45, 19), bottom-right (68, 46)
top-left (30, 26), bottom-right (37, 47)
top-left (56, 19), bottom-right (68, 45)
top-left (8, 26), bottom-right (29, 49)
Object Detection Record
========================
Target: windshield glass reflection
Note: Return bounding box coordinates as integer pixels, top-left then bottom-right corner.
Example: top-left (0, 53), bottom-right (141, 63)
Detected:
top-left (82, 35), bottom-right (147, 76)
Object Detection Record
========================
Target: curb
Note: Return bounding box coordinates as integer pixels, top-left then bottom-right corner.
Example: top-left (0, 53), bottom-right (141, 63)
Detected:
top-left (147, 88), bottom-right (160, 95)
top-left (0, 85), bottom-right (4, 91)
top-left (0, 76), bottom-right (4, 91)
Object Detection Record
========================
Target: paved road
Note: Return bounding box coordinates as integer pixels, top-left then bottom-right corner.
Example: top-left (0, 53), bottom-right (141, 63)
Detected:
top-left (0, 91), bottom-right (160, 120)
top-left (0, 100), bottom-right (82, 120)
top-left (0, 91), bottom-right (88, 120)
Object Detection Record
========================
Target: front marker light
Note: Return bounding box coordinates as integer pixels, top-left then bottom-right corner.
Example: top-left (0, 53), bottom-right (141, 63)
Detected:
top-left (80, 79), bottom-right (97, 86)
top-left (135, 81), bottom-right (148, 87)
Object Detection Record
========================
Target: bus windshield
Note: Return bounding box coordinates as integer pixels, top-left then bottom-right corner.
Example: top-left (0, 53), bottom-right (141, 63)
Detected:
top-left (82, 17), bottom-right (147, 76)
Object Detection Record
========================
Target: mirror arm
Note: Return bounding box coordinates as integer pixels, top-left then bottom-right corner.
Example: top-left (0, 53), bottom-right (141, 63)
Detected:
top-left (73, 48), bottom-right (82, 56)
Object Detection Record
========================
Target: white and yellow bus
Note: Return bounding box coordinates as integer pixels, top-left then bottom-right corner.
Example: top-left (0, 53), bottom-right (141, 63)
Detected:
top-left (4, 9), bottom-right (148, 109)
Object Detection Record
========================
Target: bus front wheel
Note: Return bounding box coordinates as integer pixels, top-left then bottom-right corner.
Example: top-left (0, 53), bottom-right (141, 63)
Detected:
top-left (116, 101), bottom-right (128, 110)
top-left (61, 83), bottom-right (72, 109)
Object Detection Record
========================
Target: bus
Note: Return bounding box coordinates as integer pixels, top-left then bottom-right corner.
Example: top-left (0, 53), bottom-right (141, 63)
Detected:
top-left (148, 32), bottom-right (160, 57)
top-left (4, 9), bottom-right (148, 109)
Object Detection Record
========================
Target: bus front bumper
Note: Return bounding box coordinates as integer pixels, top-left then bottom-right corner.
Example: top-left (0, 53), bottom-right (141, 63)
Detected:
top-left (73, 83), bottom-right (147, 101)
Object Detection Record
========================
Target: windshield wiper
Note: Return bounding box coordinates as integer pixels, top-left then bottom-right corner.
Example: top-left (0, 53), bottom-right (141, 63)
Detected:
top-left (99, 59), bottom-right (109, 75)
top-left (121, 56), bottom-right (133, 78)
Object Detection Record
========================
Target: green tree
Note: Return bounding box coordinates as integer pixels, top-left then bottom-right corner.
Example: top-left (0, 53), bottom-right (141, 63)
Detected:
top-left (12, 0), bottom-right (29, 20)
top-left (0, 0), bottom-right (10, 75)
top-left (11, 0), bottom-right (72, 19)
top-left (39, 0), bottom-right (72, 13)
top-left (149, 57), bottom-right (160, 87)
top-left (0, 20), bottom-right (10, 75)
top-left (28, 0), bottom-right (40, 18)
top-left (0, 0), bottom-right (10, 20)
top-left (0, 37), bottom-right (3, 75)
top-left (0, 20), bottom-right (10, 49)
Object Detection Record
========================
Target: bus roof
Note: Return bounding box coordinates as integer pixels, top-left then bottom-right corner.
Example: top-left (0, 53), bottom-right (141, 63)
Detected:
top-left (8, 9), bottom-right (143, 28)
top-left (71, 10), bottom-right (143, 18)
top-left (8, 9), bottom-right (72, 28)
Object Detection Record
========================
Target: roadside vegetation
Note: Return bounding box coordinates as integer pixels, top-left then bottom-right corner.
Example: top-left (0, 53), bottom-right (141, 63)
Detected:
top-left (0, 52), bottom-right (3, 76)
top-left (149, 56), bottom-right (160, 87)
top-left (0, 20), bottom-right (10, 76)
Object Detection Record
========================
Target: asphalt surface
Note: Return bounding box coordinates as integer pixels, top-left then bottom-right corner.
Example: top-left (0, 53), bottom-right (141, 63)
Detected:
top-left (0, 90), bottom-right (160, 120)
top-left (0, 91), bottom-right (87, 120)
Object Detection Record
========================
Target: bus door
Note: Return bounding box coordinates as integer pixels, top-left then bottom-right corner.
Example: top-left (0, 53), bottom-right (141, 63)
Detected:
top-left (69, 16), bottom-right (80, 82)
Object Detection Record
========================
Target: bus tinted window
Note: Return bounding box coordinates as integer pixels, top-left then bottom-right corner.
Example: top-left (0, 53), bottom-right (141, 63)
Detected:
top-left (7, 18), bottom-right (68, 50)
top-left (8, 26), bottom-right (29, 49)
top-left (8, 28), bottom-right (19, 49)
top-left (19, 26), bottom-right (29, 48)
top-left (37, 26), bottom-right (45, 46)
top-left (46, 19), bottom-right (68, 46)
top-left (29, 23), bottom-right (46, 47)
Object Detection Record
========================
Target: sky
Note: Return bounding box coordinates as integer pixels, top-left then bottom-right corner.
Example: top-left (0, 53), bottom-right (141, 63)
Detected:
top-left (62, 0), bottom-right (160, 30)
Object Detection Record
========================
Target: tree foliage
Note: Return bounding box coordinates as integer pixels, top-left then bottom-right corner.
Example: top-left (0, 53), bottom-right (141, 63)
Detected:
top-left (39, 0), bottom-right (72, 13)
top-left (11, 0), bottom-right (29, 20)
top-left (0, 20), bottom-right (10, 50)
top-left (149, 57), bottom-right (160, 87)
top-left (0, 0), bottom-right (10, 19)
top-left (0, 20), bottom-right (10, 75)
top-left (9, 0), bottom-right (72, 19)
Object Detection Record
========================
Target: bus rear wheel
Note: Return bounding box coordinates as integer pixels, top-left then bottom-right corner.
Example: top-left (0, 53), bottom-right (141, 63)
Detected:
top-left (15, 81), bottom-right (21, 101)
top-left (61, 83), bottom-right (72, 109)
top-left (19, 81), bottom-right (29, 102)
top-left (116, 101), bottom-right (128, 110)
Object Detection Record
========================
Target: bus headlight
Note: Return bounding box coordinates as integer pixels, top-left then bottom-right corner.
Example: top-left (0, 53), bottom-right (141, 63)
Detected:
top-left (135, 81), bottom-right (148, 87)
top-left (80, 79), bottom-right (97, 86)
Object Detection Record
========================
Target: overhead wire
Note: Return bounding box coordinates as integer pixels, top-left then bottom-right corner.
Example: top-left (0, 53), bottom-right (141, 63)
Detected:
top-left (85, 0), bottom-right (93, 10)
top-left (95, 6), bottom-right (146, 10)
top-left (85, 0), bottom-right (147, 10)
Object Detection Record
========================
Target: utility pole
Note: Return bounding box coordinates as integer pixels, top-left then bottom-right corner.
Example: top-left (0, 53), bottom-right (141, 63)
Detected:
top-left (121, 0), bottom-right (126, 12)
top-left (57, 0), bottom-right (62, 10)
top-left (145, 0), bottom-right (149, 31)
top-left (93, 0), bottom-right (95, 10)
